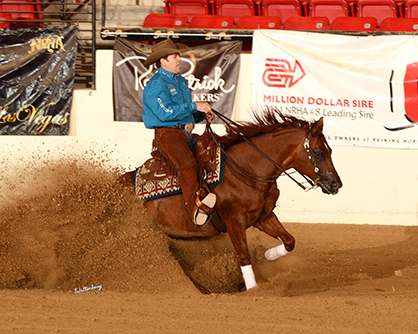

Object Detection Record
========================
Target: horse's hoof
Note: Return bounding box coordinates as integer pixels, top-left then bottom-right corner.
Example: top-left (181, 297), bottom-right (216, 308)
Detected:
top-left (253, 245), bottom-right (267, 262)
top-left (238, 282), bottom-right (246, 292)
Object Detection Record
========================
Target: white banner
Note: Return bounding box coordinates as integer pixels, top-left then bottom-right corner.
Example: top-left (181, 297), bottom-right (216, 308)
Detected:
top-left (251, 30), bottom-right (418, 149)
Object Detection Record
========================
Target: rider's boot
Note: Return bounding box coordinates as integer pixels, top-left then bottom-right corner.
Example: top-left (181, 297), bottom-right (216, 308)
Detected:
top-left (194, 190), bottom-right (217, 226)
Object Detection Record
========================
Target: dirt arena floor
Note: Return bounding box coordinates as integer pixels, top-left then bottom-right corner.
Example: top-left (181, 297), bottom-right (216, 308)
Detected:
top-left (0, 159), bottom-right (417, 333)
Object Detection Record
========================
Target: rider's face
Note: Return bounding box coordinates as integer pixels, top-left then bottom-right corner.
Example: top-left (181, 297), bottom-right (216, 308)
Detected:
top-left (161, 53), bottom-right (181, 74)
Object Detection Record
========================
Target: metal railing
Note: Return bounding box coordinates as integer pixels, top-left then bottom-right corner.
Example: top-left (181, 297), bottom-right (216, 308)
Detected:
top-left (0, 0), bottom-right (96, 88)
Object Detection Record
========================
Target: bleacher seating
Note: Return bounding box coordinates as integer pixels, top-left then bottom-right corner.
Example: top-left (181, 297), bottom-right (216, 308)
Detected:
top-left (165, 0), bottom-right (211, 22)
top-left (405, 0), bottom-right (418, 17)
top-left (143, 0), bottom-right (418, 32)
top-left (284, 16), bottom-right (330, 29)
top-left (0, 0), bottom-right (43, 27)
top-left (258, 0), bottom-right (302, 23)
top-left (309, 0), bottom-right (350, 23)
top-left (356, 0), bottom-right (398, 27)
top-left (237, 15), bottom-right (282, 28)
top-left (331, 16), bottom-right (377, 30)
top-left (0, 12), bottom-right (11, 27)
top-left (142, 13), bottom-right (189, 28)
top-left (212, 0), bottom-right (257, 24)
top-left (380, 17), bottom-right (418, 30)
top-left (190, 14), bottom-right (234, 27)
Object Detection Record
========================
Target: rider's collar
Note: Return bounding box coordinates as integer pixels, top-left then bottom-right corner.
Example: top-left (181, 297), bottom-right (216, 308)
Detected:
top-left (158, 67), bottom-right (180, 81)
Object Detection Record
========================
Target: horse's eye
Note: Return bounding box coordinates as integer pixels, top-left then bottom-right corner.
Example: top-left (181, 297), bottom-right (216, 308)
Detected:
top-left (313, 150), bottom-right (323, 159)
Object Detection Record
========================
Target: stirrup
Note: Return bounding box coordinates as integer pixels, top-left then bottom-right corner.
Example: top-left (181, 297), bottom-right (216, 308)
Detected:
top-left (194, 192), bottom-right (216, 225)
top-left (196, 192), bottom-right (217, 212)
top-left (194, 208), bottom-right (210, 226)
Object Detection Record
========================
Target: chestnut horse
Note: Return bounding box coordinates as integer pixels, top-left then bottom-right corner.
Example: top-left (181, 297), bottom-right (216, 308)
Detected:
top-left (124, 110), bottom-right (342, 290)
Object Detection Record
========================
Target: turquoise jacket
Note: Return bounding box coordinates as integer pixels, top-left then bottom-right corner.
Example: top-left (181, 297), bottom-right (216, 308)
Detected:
top-left (142, 68), bottom-right (204, 129)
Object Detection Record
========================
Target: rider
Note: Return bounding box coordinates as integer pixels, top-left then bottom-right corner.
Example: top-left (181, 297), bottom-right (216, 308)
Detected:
top-left (142, 39), bottom-right (217, 226)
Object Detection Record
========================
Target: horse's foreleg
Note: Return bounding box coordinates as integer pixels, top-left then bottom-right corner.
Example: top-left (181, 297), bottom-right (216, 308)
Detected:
top-left (240, 264), bottom-right (257, 290)
top-left (254, 212), bottom-right (295, 261)
top-left (227, 221), bottom-right (257, 290)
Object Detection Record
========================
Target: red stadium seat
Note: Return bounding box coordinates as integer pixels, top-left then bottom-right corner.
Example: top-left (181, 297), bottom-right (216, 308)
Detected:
top-left (309, 0), bottom-right (350, 23)
top-left (380, 17), bottom-right (418, 30)
top-left (212, 0), bottom-right (257, 24)
top-left (259, 0), bottom-right (302, 23)
top-left (237, 15), bottom-right (282, 28)
top-left (331, 16), bottom-right (377, 30)
top-left (356, 0), bottom-right (398, 27)
top-left (405, 0), bottom-right (418, 17)
top-left (166, 0), bottom-right (211, 22)
top-left (0, 0), bottom-right (42, 27)
top-left (0, 12), bottom-right (11, 28)
top-left (190, 14), bottom-right (234, 27)
top-left (284, 16), bottom-right (330, 29)
top-left (347, 0), bottom-right (357, 16)
top-left (142, 13), bottom-right (189, 28)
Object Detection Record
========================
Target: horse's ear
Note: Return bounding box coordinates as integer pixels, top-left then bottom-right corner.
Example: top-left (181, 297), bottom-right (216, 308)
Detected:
top-left (310, 117), bottom-right (324, 136)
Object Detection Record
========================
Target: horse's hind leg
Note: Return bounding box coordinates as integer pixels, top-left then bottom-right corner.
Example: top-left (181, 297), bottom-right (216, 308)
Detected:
top-left (254, 212), bottom-right (295, 261)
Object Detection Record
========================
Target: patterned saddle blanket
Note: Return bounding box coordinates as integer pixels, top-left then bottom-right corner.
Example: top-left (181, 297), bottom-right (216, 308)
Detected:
top-left (134, 145), bottom-right (224, 202)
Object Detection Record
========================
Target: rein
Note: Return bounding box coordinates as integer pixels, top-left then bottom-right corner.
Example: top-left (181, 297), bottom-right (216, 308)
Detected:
top-left (208, 109), bottom-right (318, 192)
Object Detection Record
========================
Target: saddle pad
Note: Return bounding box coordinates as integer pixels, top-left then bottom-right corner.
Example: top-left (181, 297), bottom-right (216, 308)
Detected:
top-left (134, 146), bottom-right (224, 202)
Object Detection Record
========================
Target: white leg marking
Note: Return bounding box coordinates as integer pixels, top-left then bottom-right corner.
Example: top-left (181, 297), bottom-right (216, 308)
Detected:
top-left (265, 243), bottom-right (289, 261)
top-left (240, 264), bottom-right (257, 290)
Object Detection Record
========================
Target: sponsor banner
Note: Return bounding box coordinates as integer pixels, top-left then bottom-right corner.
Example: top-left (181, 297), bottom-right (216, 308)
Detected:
top-left (113, 39), bottom-right (241, 123)
top-left (252, 30), bottom-right (418, 149)
top-left (0, 26), bottom-right (78, 135)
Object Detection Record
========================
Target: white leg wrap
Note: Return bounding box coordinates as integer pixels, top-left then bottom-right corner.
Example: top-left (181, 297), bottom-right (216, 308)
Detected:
top-left (265, 243), bottom-right (289, 261)
top-left (240, 264), bottom-right (257, 290)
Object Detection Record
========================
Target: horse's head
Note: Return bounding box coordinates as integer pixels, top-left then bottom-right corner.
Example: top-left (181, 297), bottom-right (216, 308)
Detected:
top-left (295, 117), bottom-right (342, 195)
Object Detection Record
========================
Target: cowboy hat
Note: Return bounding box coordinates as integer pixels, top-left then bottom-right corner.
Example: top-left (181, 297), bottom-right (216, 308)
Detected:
top-left (143, 39), bottom-right (190, 67)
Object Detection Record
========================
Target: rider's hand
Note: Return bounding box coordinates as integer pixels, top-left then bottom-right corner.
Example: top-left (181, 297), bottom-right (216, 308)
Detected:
top-left (196, 102), bottom-right (215, 123)
top-left (205, 110), bottom-right (215, 123)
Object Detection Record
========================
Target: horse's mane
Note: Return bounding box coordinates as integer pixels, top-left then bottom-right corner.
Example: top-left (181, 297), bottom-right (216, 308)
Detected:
top-left (218, 107), bottom-right (311, 147)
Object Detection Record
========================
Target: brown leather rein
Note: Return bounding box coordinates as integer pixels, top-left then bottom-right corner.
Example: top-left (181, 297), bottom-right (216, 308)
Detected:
top-left (207, 109), bottom-right (318, 192)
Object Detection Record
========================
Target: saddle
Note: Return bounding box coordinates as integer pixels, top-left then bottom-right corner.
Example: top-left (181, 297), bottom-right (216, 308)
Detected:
top-left (135, 126), bottom-right (218, 187)
top-left (134, 126), bottom-right (227, 233)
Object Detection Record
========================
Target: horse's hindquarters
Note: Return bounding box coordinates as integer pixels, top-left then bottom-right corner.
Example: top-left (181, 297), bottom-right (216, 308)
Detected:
top-left (143, 195), bottom-right (220, 238)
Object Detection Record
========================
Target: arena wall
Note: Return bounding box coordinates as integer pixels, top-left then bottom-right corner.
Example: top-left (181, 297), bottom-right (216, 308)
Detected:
top-left (2, 50), bottom-right (417, 226)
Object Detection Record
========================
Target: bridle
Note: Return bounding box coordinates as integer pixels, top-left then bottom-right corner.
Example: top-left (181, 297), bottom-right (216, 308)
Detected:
top-left (207, 109), bottom-right (321, 192)
top-left (304, 138), bottom-right (320, 174)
